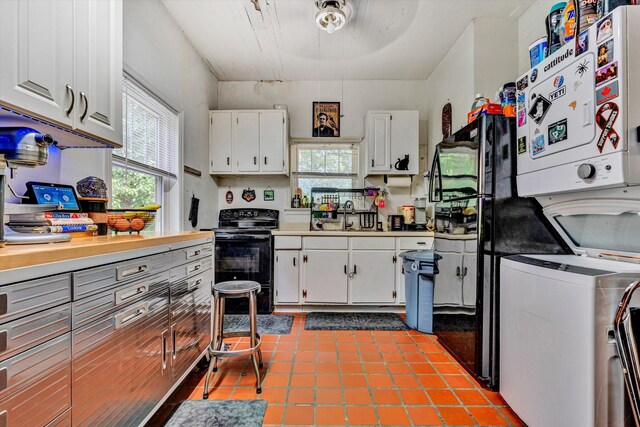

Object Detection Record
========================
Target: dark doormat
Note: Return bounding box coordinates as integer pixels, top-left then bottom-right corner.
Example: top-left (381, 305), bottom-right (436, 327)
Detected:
top-left (304, 312), bottom-right (409, 331)
top-left (164, 399), bottom-right (267, 427)
top-left (223, 314), bottom-right (294, 335)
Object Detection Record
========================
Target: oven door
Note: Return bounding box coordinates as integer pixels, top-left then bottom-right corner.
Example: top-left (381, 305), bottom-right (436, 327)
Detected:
top-left (214, 233), bottom-right (272, 286)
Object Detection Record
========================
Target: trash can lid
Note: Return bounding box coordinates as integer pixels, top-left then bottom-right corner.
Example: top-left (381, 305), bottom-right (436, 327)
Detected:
top-left (398, 250), bottom-right (442, 262)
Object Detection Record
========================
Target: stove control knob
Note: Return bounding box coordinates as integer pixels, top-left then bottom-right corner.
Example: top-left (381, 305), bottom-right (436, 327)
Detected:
top-left (577, 163), bottom-right (596, 180)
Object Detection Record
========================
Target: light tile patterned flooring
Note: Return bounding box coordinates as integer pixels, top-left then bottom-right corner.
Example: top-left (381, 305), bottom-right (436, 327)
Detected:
top-left (148, 314), bottom-right (525, 427)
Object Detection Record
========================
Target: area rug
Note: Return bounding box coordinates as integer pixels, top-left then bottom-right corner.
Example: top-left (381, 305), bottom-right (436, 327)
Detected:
top-left (223, 314), bottom-right (294, 335)
top-left (164, 400), bottom-right (267, 427)
top-left (304, 312), bottom-right (409, 331)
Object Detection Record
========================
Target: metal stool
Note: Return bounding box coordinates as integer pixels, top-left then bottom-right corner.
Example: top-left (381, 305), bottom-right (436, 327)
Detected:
top-left (203, 280), bottom-right (263, 398)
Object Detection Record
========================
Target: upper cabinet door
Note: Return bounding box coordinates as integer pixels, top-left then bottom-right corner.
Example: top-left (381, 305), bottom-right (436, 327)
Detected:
top-left (236, 112), bottom-right (260, 172)
top-left (74, 0), bottom-right (123, 145)
top-left (0, 0), bottom-right (74, 126)
top-left (368, 113), bottom-right (391, 172)
top-left (259, 111), bottom-right (286, 173)
top-left (209, 111), bottom-right (233, 173)
top-left (390, 111), bottom-right (419, 175)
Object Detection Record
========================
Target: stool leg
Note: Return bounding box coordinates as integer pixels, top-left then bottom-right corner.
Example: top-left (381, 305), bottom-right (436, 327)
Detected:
top-left (204, 291), bottom-right (221, 399)
top-left (213, 296), bottom-right (225, 372)
top-left (249, 290), bottom-right (262, 394)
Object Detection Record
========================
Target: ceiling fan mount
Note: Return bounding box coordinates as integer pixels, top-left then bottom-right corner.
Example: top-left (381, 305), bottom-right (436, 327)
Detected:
top-left (315, 0), bottom-right (352, 34)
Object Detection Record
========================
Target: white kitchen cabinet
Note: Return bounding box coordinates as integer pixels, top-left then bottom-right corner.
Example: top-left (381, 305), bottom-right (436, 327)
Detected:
top-left (302, 250), bottom-right (348, 304)
top-left (209, 111), bottom-right (233, 173)
top-left (350, 250), bottom-right (396, 303)
top-left (432, 237), bottom-right (477, 307)
top-left (0, 0), bottom-right (122, 146)
top-left (274, 250), bottom-right (300, 304)
top-left (209, 109), bottom-right (288, 175)
top-left (365, 110), bottom-right (419, 175)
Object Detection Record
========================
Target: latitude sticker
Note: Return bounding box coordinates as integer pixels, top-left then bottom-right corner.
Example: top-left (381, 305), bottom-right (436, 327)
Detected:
top-left (528, 95), bottom-right (552, 125)
top-left (548, 118), bottom-right (568, 144)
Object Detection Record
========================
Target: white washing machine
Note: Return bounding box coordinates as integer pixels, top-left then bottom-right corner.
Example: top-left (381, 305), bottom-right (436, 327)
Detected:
top-left (500, 253), bottom-right (640, 427)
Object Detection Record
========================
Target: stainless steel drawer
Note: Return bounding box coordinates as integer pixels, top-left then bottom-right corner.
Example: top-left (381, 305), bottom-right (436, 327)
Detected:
top-left (72, 270), bottom-right (169, 330)
top-left (73, 252), bottom-right (172, 300)
top-left (45, 408), bottom-right (71, 427)
top-left (170, 269), bottom-right (212, 382)
top-left (0, 274), bottom-right (71, 325)
top-left (0, 303), bottom-right (71, 363)
top-left (170, 256), bottom-right (213, 284)
top-left (0, 333), bottom-right (71, 427)
top-left (171, 243), bottom-right (213, 266)
top-left (72, 290), bottom-right (170, 427)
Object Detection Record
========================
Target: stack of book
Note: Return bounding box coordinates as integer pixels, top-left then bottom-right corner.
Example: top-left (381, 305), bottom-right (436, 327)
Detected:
top-left (7, 211), bottom-right (98, 236)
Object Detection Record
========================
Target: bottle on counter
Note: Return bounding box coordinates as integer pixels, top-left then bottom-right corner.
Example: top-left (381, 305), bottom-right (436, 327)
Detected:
top-left (546, 2), bottom-right (567, 55)
top-left (471, 94), bottom-right (489, 111)
top-left (560, 0), bottom-right (579, 45)
top-left (293, 195), bottom-right (301, 208)
top-left (302, 195), bottom-right (309, 208)
top-left (499, 83), bottom-right (516, 118)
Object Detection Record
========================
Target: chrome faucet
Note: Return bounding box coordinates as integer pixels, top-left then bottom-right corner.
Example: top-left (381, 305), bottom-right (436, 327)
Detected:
top-left (343, 200), bottom-right (355, 230)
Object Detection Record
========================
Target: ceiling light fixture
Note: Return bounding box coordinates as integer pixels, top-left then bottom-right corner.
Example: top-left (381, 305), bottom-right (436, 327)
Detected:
top-left (315, 0), bottom-right (351, 34)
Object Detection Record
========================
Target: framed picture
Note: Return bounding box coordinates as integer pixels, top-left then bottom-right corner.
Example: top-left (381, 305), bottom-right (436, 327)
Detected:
top-left (312, 102), bottom-right (340, 137)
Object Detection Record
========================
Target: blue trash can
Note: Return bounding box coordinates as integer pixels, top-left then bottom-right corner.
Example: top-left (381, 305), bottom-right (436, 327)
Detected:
top-left (399, 250), bottom-right (441, 334)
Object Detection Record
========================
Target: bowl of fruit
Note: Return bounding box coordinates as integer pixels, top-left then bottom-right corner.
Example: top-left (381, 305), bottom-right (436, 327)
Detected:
top-left (107, 204), bottom-right (160, 234)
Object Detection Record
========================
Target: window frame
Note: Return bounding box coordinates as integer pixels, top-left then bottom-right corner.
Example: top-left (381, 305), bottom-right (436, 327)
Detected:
top-left (108, 67), bottom-right (184, 232)
top-left (289, 141), bottom-right (362, 198)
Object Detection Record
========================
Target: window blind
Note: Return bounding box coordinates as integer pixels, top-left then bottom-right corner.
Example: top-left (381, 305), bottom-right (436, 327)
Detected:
top-left (115, 75), bottom-right (179, 178)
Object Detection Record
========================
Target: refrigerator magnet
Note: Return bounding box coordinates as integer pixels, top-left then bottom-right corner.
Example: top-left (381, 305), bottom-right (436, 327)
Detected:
top-left (264, 187), bottom-right (275, 201)
top-left (518, 136), bottom-right (527, 155)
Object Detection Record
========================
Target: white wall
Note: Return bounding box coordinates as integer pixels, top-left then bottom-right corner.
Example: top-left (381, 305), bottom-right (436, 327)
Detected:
top-left (518, 1), bottom-right (558, 74)
top-left (124, 0), bottom-right (218, 230)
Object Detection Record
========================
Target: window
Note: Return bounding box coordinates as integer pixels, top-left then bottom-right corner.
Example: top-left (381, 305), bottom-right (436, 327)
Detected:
top-left (112, 74), bottom-right (180, 232)
top-left (290, 143), bottom-right (360, 198)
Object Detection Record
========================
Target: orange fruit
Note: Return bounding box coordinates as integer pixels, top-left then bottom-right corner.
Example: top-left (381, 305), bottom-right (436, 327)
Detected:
top-left (115, 218), bottom-right (131, 232)
top-left (130, 218), bottom-right (145, 231)
top-left (107, 215), bottom-right (117, 226)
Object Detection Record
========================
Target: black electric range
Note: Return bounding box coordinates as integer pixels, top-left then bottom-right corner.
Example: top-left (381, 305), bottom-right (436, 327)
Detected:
top-left (213, 209), bottom-right (279, 314)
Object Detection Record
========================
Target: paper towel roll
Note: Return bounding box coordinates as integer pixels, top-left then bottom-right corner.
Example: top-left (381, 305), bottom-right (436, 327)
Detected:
top-left (386, 176), bottom-right (412, 188)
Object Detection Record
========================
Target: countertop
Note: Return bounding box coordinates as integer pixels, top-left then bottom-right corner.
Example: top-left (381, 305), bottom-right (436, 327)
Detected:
top-left (272, 229), bottom-right (436, 237)
top-left (0, 231), bottom-right (213, 271)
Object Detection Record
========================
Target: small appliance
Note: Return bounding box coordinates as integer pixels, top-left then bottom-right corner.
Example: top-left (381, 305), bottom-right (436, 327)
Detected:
top-left (414, 197), bottom-right (427, 226)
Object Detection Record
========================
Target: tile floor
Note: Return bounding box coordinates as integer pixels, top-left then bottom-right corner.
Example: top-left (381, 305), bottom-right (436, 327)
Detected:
top-left (148, 313), bottom-right (525, 427)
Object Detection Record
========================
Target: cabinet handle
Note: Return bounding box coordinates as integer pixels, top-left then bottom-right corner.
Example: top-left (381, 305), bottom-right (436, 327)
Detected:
top-left (115, 282), bottom-right (149, 305)
top-left (227, 157), bottom-right (230, 166)
top-left (0, 330), bottom-right (6, 354)
top-left (79, 92), bottom-right (88, 121)
top-left (172, 323), bottom-right (177, 359)
top-left (254, 156), bottom-right (257, 165)
top-left (117, 263), bottom-right (148, 280)
top-left (0, 368), bottom-right (6, 393)
top-left (371, 159), bottom-right (374, 167)
top-left (344, 265), bottom-right (347, 275)
top-left (392, 255), bottom-right (397, 263)
top-left (353, 265), bottom-right (357, 275)
top-left (456, 266), bottom-right (461, 278)
top-left (187, 262), bottom-right (202, 274)
top-left (65, 84), bottom-right (75, 116)
top-left (417, 242), bottom-right (427, 245)
top-left (161, 330), bottom-right (168, 371)
top-left (187, 249), bottom-right (201, 258)
top-left (463, 267), bottom-right (468, 277)
top-left (293, 257), bottom-right (296, 267)
top-left (264, 156), bottom-right (268, 165)
top-left (0, 294), bottom-right (6, 316)
top-left (115, 302), bottom-right (149, 329)
top-left (402, 266), bottom-right (404, 274)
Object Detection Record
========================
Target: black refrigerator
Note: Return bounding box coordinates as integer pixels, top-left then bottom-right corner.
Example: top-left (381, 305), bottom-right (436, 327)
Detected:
top-left (429, 115), bottom-right (570, 390)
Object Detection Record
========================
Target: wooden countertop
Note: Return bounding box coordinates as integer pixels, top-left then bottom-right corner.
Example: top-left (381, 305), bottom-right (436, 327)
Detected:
top-left (0, 231), bottom-right (213, 271)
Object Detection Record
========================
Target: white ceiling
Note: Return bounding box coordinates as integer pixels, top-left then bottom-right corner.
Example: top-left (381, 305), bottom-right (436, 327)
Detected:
top-left (162, 0), bottom-right (535, 81)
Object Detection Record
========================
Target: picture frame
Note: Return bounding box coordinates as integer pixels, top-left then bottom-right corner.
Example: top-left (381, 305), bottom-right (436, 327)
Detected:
top-left (312, 102), bottom-right (340, 137)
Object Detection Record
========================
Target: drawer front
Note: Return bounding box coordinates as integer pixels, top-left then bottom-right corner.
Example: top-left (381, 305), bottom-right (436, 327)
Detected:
top-left (464, 239), bottom-right (477, 253)
top-left (0, 304), bottom-right (71, 363)
top-left (170, 256), bottom-right (213, 284)
top-left (0, 333), bottom-right (71, 427)
top-left (434, 238), bottom-right (465, 253)
top-left (72, 270), bottom-right (170, 329)
top-left (0, 274), bottom-right (71, 325)
top-left (170, 274), bottom-right (212, 382)
top-left (351, 237), bottom-right (395, 250)
top-left (171, 243), bottom-right (213, 266)
top-left (45, 408), bottom-right (71, 427)
top-left (398, 237), bottom-right (434, 250)
top-left (72, 290), bottom-right (170, 427)
top-left (274, 236), bottom-right (302, 250)
top-left (73, 252), bottom-right (172, 300)
top-left (304, 237), bottom-right (348, 250)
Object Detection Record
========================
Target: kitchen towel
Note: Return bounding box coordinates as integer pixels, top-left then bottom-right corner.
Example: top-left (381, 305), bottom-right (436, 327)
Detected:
top-left (223, 314), bottom-right (294, 335)
top-left (386, 176), bottom-right (412, 188)
top-left (164, 400), bottom-right (267, 427)
top-left (304, 312), bottom-right (409, 331)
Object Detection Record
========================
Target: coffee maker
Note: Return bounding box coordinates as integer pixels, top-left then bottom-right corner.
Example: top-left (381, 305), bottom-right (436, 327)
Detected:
top-left (0, 127), bottom-right (70, 246)
top-left (414, 197), bottom-right (427, 227)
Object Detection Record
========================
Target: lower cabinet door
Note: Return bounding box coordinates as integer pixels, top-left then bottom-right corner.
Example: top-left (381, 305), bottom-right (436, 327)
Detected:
top-left (170, 270), bottom-right (212, 383)
top-left (303, 250), bottom-right (348, 304)
top-left (274, 250), bottom-right (299, 304)
top-left (350, 251), bottom-right (395, 304)
top-left (72, 289), bottom-right (170, 427)
top-left (462, 253), bottom-right (477, 306)
top-left (396, 256), bottom-right (406, 304)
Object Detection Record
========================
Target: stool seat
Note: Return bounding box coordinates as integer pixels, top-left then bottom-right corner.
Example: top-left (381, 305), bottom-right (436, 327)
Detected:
top-left (213, 280), bottom-right (261, 294)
